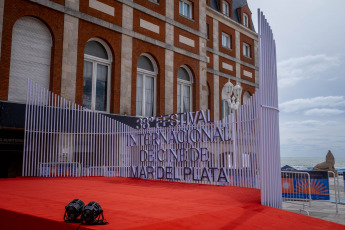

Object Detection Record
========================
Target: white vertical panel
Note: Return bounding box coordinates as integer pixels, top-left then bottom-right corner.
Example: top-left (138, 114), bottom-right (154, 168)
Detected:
top-left (258, 9), bottom-right (282, 209)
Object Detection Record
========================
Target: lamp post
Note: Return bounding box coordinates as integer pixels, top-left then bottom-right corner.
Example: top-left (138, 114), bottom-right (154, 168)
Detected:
top-left (223, 80), bottom-right (242, 113)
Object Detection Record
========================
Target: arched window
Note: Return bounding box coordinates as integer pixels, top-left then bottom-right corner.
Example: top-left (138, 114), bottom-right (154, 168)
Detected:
top-left (222, 100), bottom-right (230, 118)
top-left (243, 91), bottom-right (251, 105)
top-left (83, 38), bottom-right (112, 112)
top-left (221, 83), bottom-right (230, 118)
top-left (8, 16), bottom-right (52, 103)
top-left (177, 66), bottom-right (193, 113)
top-left (136, 54), bottom-right (157, 117)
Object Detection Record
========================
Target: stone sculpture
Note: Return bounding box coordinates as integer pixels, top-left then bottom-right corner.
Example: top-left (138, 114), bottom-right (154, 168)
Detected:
top-left (313, 150), bottom-right (337, 177)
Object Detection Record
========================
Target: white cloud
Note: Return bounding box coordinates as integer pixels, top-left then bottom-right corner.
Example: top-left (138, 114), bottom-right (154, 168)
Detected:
top-left (277, 55), bottom-right (341, 88)
top-left (280, 96), bottom-right (345, 113)
top-left (284, 120), bottom-right (333, 127)
top-left (304, 108), bottom-right (345, 116)
top-left (279, 117), bottom-right (345, 158)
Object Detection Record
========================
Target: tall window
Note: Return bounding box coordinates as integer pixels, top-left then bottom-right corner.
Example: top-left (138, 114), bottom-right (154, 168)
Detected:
top-left (177, 66), bottom-right (193, 113)
top-left (222, 32), bottom-right (231, 49)
top-left (8, 16), bottom-right (52, 103)
top-left (179, 0), bottom-right (192, 19)
top-left (221, 86), bottom-right (230, 118)
top-left (243, 91), bottom-right (251, 105)
top-left (243, 43), bottom-right (251, 58)
top-left (83, 39), bottom-right (112, 112)
top-left (243, 13), bottom-right (249, 27)
top-left (222, 1), bottom-right (229, 17)
top-left (222, 100), bottom-right (230, 118)
top-left (136, 54), bottom-right (157, 117)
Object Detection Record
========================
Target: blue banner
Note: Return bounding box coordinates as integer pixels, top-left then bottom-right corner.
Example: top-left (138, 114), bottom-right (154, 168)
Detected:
top-left (281, 171), bottom-right (330, 200)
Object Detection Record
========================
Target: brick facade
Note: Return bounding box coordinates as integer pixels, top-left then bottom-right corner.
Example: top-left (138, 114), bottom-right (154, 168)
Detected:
top-left (0, 0), bottom-right (259, 121)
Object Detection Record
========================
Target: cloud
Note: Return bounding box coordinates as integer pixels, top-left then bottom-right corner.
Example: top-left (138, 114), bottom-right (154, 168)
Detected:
top-left (303, 108), bottom-right (345, 116)
top-left (283, 120), bottom-right (338, 128)
top-left (277, 54), bottom-right (341, 88)
top-left (279, 116), bottom-right (345, 158)
top-left (280, 96), bottom-right (345, 113)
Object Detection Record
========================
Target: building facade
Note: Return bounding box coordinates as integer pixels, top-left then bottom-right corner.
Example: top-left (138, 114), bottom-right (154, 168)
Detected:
top-left (0, 0), bottom-right (258, 177)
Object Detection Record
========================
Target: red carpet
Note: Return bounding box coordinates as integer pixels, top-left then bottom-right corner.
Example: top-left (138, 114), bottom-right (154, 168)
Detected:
top-left (0, 177), bottom-right (343, 230)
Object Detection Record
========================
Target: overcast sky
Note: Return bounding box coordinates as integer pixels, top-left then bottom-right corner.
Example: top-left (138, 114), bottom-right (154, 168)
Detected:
top-left (247, 0), bottom-right (345, 158)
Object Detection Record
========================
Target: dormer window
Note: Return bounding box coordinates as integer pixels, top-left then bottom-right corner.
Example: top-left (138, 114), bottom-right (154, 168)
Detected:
top-left (179, 0), bottom-right (192, 19)
top-left (243, 13), bottom-right (249, 27)
top-left (222, 1), bottom-right (229, 17)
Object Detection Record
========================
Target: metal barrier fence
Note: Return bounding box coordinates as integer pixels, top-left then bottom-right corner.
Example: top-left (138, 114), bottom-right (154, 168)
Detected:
top-left (23, 79), bottom-right (261, 188)
top-left (328, 171), bottom-right (340, 213)
top-left (281, 171), bottom-right (311, 209)
top-left (282, 171), bottom-right (342, 214)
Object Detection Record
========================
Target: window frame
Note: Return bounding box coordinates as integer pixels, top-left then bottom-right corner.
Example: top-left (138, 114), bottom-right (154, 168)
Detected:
top-left (83, 38), bottom-right (112, 113)
top-left (221, 85), bottom-right (230, 118)
top-left (148, 0), bottom-right (159, 5)
top-left (222, 99), bottom-right (230, 118)
top-left (179, 0), bottom-right (193, 19)
top-left (177, 65), bottom-right (193, 113)
top-left (136, 53), bottom-right (158, 117)
top-left (222, 32), bottom-right (231, 49)
top-left (243, 13), bottom-right (249, 27)
top-left (243, 42), bottom-right (251, 58)
top-left (222, 1), bottom-right (229, 17)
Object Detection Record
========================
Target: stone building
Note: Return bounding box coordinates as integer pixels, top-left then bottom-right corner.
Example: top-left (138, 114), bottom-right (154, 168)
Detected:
top-left (0, 0), bottom-right (258, 177)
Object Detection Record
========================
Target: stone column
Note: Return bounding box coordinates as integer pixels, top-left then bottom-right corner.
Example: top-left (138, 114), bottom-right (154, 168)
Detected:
top-left (0, 0), bottom-right (4, 59)
top-left (119, 4), bottom-right (133, 115)
top-left (164, 0), bottom-right (174, 114)
top-left (199, 0), bottom-right (207, 111)
top-left (213, 74), bottom-right (220, 121)
top-left (235, 30), bottom-right (241, 80)
top-left (212, 19), bottom-right (220, 120)
top-left (213, 20), bottom-right (219, 52)
top-left (60, 0), bottom-right (79, 102)
top-left (213, 54), bottom-right (220, 121)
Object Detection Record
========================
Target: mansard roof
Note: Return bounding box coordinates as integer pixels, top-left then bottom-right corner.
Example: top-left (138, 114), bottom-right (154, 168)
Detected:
top-left (209, 0), bottom-right (255, 31)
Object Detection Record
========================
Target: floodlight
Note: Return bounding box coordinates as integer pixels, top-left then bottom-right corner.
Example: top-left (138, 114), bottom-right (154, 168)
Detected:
top-left (81, 201), bottom-right (108, 225)
top-left (64, 199), bottom-right (85, 223)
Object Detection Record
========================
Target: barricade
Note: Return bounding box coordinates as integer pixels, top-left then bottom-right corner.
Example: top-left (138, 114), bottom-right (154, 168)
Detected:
top-left (328, 171), bottom-right (340, 213)
top-left (40, 162), bottom-right (81, 177)
top-left (281, 171), bottom-right (311, 213)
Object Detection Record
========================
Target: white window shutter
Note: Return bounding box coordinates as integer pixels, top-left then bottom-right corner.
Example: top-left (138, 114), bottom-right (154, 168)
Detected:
top-left (8, 16), bottom-right (52, 103)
